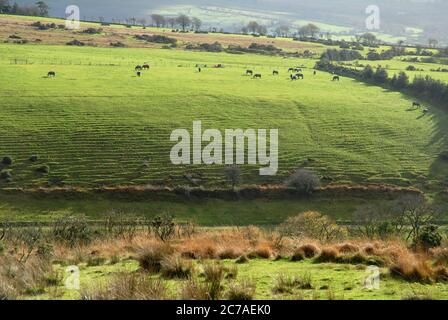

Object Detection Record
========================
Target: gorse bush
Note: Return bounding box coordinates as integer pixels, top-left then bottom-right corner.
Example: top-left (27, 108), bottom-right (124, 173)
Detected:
top-left (151, 214), bottom-right (175, 242)
top-left (285, 168), bottom-right (320, 194)
top-left (320, 49), bottom-right (363, 61)
top-left (1, 156), bottom-right (12, 165)
top-left (414, 225), bottom-right (442, 250)
top-left (278, 211), bottom-right (346, 242)
top-left (51, 217), bottom-right (92, 247)
top-left (0, 170), bottom-right (12, 180)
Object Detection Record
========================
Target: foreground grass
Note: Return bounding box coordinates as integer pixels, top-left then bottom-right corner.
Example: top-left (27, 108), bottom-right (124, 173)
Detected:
top-left (25, 258), bottom-right (448, 300)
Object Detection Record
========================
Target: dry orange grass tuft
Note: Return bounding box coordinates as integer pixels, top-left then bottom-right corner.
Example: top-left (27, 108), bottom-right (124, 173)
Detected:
top-left (338, 243), bottom-right (360, 254)
top-left (430, 247), bottom-right (448, 266)
top-left (315, 247), bottom-right (340, 263)
top-left (390, 254), bottom-right (433, 283)
top-left (296, 244), bottom-right (321, 258)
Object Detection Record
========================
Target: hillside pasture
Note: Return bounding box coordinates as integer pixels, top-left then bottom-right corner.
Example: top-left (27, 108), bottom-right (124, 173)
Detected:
top-left (0, 44), bottom-right (448, 189)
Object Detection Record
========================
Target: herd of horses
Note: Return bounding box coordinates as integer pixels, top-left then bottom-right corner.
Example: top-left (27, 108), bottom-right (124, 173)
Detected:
top-left (245, 67), bottom-right (340, 82)
top-left (44, 64), bottom-right (426, 113)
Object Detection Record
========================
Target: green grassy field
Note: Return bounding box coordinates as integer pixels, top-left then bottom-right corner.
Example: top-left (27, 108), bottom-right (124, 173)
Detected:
top-left (24, 258), bottom-right (448, 300)
top-left (1, 43), bottom-right (448, 190)
top-left (0, 193), bottom-right (375, 224)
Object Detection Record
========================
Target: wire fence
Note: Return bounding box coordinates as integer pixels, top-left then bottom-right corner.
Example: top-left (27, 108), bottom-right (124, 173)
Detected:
top-left (7, 57), bottom-right (302, 70)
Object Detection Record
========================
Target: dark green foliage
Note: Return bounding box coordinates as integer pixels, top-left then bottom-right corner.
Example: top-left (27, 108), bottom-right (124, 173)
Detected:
top-left (315, 61), bottom-right (448, 107)
top-left (373, 67), bottom-right (388, 83)
top-left (51, 216), bottom-right (93, 247)
top-left (82, 28), bottom-right (102, 34)
top-left (320, 49), bottom-right (363, 61)
top-left (66, 39), bottom-right (85, 46)
top-left (1, 156), bottom-right (12, 165)
top-left (134, 34), bottom-right (177, 44)
top-left (415, 225), bottom-right (442, 249)
top-left (0, 170), bottom-right (12, 180)
top-left (151, 214), bottom-right (175, 242)
top-left (36, 165), bottom-right (50, 174)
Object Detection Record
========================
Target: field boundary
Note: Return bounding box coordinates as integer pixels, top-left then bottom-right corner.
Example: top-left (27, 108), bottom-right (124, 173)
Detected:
top-left (0, 184), bottom-right (422, 201)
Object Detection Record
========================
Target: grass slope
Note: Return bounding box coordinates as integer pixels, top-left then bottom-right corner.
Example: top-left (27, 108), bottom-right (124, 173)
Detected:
top-left (0, 43), bottom-right (447, 189)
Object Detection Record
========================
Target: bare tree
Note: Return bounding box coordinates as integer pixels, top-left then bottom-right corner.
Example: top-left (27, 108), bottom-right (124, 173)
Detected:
top-left (225, 165), bottom-right (242, 191)
top-left (35, 1), bottom-right (49, 17)
top-left (247, 21), bottom-right (260, 34)
top-left (428, 38), bottom-right (439, 48)
top-left (176, 14), bottom-right (191, 31)
top-left (361, 32), bottom-right (378, 46)
top-left (191, 17), bottom-right (202, 31)
top-left (167, 17), bottom-right (177, 29)
top-left (392, 195), bottom-right (439, 243)
top-left (298, 23), bottom-right (320, 38)
top-left (150, 14), bottom-right (165, 28)
top-left (137, 18), bottom-right (147, 27)
top-left (275, 25), bottom-right (290, 37)
top-left (0, 0), bottom-right (10, 13)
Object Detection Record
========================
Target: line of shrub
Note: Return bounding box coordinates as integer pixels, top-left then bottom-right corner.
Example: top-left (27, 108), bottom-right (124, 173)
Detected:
top-left (315, 60), bottom-right (448, 107)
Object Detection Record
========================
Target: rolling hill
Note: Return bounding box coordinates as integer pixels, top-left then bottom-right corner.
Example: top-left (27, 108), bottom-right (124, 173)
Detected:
top-left (1, 15), bottom-right (447, 191)
top-left (13, 0), bottom-right (448, 45)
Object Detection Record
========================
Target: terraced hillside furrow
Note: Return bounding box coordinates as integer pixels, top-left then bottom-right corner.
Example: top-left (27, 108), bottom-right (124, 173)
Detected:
top-left (1, 44), bottom-right (447, 188)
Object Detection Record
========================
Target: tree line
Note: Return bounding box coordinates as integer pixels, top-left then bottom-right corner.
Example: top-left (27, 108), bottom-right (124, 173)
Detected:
top-left (0, 0), bottom-right (49, 17)
top-left (145, 14), bottom-right (202, 32)
top-left (315, 60), bottom-right (448, 108)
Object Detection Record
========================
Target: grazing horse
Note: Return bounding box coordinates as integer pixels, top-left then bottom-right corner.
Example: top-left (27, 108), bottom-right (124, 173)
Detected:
top-left (332, 76), bottom-right (340, 81)
top-left (47, 71), bottom-right (56, 77)
top-left (295, 68), bottom-right (302, 73)
top-left (253, 74), bottom-right (262, 79)
top-left (273, 70), bottom-right (279, 76)
top-left (313, 70), bottom-right (317, 75)
top-left (136, 71), bottom-right (141, 77)
top-left (413, 102), bottom-right (422, 108)
top-left (135, 65), bottom-right (143, 71)
top-left (291, 75), bottom-right (298, 81)
top-left (296, 73), bottom-right (304, 79)
top-left (288, 68), bottom-right (295, 73)
top-left (246, 70), bottom-right (253, 76)
top-left (142, 64), bottom-right (150, 70)
top-left (198, 67), bottom-right (202, 73)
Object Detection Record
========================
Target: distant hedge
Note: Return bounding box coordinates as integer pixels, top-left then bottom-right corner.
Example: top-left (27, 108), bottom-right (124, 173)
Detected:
top-left (315, 60), bottom-right (448, 107)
